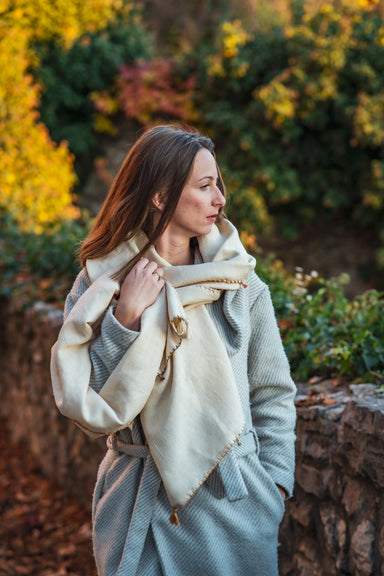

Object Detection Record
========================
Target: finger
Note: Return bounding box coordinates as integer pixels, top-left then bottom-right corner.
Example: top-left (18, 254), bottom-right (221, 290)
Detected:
top-left (145, 261), bottom-right (160, 275)
top-left (134, 258), bottom-right (149, 270)
top-left (151, 271), bottom-right (162, 282)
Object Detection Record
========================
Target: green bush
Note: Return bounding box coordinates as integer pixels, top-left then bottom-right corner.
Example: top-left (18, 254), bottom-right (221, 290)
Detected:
top-left (0, 212), bottom-right (88, 306)
top-left (279, 272), bottom-right (384, 383)
top-left (254, 252), bottom-right (296, 318)
top-left (34, 9), bottom-right (153, 185)
top-left (250, 247), bottom-right (384, 383)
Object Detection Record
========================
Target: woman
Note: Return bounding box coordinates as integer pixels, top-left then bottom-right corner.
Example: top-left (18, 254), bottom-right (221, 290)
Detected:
top-left (51, 124), bottom-right (296, 576)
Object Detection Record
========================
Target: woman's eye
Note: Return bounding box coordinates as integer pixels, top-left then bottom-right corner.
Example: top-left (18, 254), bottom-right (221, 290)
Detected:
top-left (201, 184), bottom-right (210, 190)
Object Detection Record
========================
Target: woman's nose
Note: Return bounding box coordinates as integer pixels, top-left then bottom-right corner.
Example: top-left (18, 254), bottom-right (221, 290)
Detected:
top-left (213, 186), bottom-right (226, 207)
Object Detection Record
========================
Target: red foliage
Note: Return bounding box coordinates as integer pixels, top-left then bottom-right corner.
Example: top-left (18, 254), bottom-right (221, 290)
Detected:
top-left (118, 58), bottom-right (198, 123)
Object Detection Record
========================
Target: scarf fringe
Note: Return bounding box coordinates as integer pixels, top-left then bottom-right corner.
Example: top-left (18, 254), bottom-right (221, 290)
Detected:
top-left (167, 425), bottom-right (244, 525)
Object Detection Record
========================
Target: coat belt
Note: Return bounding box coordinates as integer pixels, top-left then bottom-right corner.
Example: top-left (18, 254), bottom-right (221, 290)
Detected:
top-left (107, 433), bottom-right (149, 459)
top-left (107, 428), bottom-right (259, 505)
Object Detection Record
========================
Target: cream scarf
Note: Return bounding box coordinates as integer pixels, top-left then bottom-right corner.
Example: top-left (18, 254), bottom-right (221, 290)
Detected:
top-left (51, 219), bottom-right (255, 512)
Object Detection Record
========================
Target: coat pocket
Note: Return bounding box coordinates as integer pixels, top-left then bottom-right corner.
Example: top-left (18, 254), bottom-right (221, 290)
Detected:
top-left (218, 429), bottom-right (259, 502)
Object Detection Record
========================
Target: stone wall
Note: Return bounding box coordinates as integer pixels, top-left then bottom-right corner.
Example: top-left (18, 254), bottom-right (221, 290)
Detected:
top-left (0, 297), bottom-right (106, 510)
top-left (280, 382), bottom-right (384, 576)
top-left (1, 297), bottom-right (384, 575)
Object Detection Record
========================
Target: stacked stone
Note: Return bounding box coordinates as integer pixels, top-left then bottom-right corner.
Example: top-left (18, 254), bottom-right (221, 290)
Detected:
top-left (279, 382), bottom-right (384, 576)
top-left (0, 299), bottom-right (105, 510)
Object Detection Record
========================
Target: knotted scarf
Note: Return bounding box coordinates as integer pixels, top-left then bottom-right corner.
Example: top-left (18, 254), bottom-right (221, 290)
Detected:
top-left (51, 219), bottom-right (255, 511)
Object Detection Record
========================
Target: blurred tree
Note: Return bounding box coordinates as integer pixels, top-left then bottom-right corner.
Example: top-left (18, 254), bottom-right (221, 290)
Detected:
top-left (191, 0), bottom-right (384, 268)
top-left (0, 10), bottom-right (77, 232)
top-left (34, 3), bottom-right (152, 184)
top-left (7, 0), bottom-right (125, 47)
top-left (0, 0), bottom-right (151, 231)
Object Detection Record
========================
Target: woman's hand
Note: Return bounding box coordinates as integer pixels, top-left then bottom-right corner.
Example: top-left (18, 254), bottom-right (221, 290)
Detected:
top-left (114, 258), bottom-right (165, 331)
top-left (277, 485), bottom-right (287, 501)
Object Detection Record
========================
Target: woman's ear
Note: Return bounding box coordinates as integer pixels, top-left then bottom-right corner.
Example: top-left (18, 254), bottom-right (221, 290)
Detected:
top-left (152, 192), bottom-right (165, 211)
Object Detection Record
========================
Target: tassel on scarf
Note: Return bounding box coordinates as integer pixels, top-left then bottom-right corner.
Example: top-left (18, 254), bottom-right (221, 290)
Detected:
top-left (169, 507), bottom-right (180, 526)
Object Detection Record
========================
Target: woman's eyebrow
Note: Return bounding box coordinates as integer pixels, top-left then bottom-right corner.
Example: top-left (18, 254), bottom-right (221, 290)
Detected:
top-left (197, 176), bottom-right (215, 182)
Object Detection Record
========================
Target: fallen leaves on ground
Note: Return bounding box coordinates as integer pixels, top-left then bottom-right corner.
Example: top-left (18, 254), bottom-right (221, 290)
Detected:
top-left (0, 419), bottom-right (97, 576)
top-left (295, 389), bottom-right (338, 407)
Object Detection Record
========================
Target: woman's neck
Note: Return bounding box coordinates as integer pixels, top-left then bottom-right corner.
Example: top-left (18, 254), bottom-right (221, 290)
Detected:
top-left (155, 234), bottom-right (194, 266)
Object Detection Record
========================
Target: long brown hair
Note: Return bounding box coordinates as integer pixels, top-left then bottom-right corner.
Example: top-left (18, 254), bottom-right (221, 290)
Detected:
top-left (79, 124), bottom-right (226, 281)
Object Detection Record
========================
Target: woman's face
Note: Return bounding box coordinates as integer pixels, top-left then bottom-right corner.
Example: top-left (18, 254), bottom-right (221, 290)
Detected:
top-left (165, 148), bottom-right (226, 240)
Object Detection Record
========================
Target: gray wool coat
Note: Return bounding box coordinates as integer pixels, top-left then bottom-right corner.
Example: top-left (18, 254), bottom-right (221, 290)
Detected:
top-left (64, 268), bottom-right (296, 576)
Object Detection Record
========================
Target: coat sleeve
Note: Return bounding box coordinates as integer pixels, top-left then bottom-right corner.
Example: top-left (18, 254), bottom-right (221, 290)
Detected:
top-left (247, 277), bottom-right (296, 498)
top-left (63, 269), bottom-right (139, 393)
